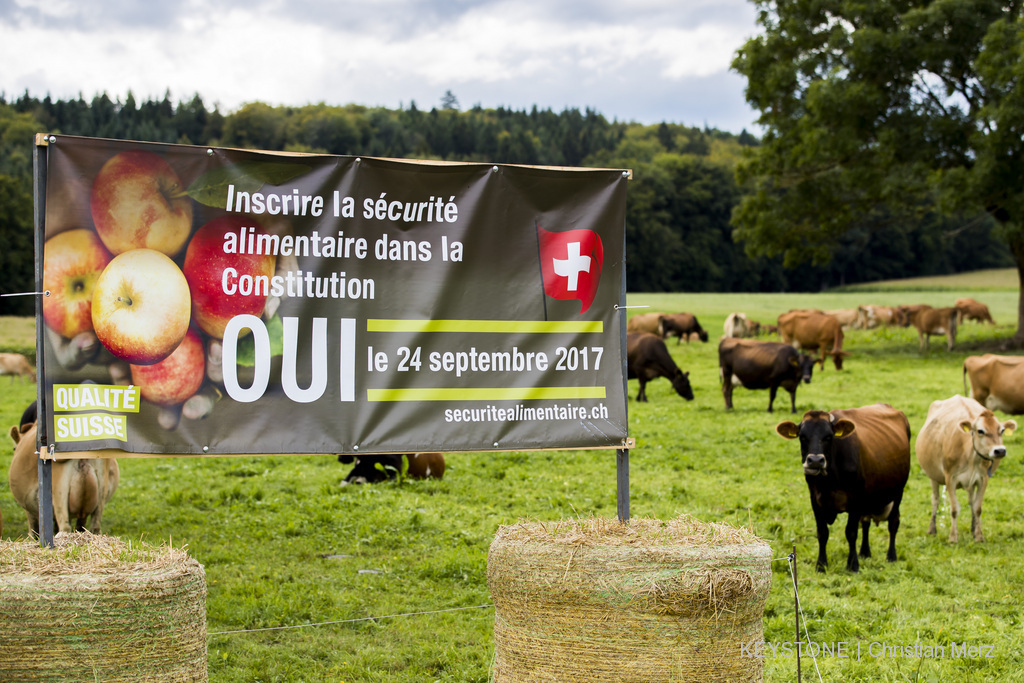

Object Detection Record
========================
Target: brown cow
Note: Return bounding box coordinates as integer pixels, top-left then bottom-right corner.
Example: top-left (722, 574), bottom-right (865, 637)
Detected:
top-left (659, 313), bottom-right (709, 344)
top-left (406, 452), bottom-right (445, 479)
top-left (626, 312), bottom-right (665, 336)
top-left (963, 354), bottom-right (1024, 414)
top-left (777, 310), bottom-right (847, 370)
top-left (626, 333), bottom-right (694, 402)
top-left (915, 395), bottom-right (1016, 543)
top-left (0, 352), bottom-right (36, 383)
top-left (955, 297), bottom-right (995, 325)
top-left (777, 403), bottom-right (911, 572)
top-left (8, 421), bottom-right (119, 536)
top-left (906, 305), bottom-right (957, 351)
top-left (860, 305), bottom-right (907, 328)
top-left (719, 338), bottom-right (816, 413)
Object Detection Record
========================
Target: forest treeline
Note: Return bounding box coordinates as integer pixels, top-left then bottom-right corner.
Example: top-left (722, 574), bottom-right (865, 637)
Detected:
top-left (0, 90), bottom-right (1012, 315)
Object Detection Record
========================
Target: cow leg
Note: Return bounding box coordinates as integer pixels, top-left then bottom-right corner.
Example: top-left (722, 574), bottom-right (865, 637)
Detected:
top-left (815, 516), bottom-right (830, 572)
top-left (969, 479), bottom-right (987, 542)
top-left (945, 474), bottom-right (960, 543)
top-left (859, 519), bottom-right (871, 558)
top-left (767, 385), bottom-right (778, 413)
top-left (844, 514), bottom-right (860, 572)
top-left (885, 501), bottom-right (901, 563)
top-left (919, 331), bottom-right (927, 351)
top-left (636, 378), bottom-right (648, 402)
top-left (721, 370), bottom-right (734, 409)
top-left (928, 479), bottom-right (942, 535)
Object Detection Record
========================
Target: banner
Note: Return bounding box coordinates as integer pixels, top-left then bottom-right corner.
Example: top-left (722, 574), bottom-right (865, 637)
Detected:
top-left (38, 135), bottom-right (629, 455)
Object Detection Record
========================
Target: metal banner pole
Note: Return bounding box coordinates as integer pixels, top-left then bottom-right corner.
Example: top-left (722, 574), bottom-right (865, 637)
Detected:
top-left (616, 448), bottom-right (629, 522)
top-left (33, 134), bottom-right (54, 548)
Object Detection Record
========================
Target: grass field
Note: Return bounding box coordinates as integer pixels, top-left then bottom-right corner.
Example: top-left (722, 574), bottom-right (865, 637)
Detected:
top-left (2, 273), bottom-right (1023, 682)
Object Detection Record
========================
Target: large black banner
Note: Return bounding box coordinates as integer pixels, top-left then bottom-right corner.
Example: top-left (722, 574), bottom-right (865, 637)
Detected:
top-left (38, 135), bottom-right (629, 455)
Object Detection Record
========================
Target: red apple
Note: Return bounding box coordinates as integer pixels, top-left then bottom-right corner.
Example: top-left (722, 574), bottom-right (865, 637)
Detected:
top-left (90, 150), bottom-right (193, 257)
top-left (91, 248), bottom-right (192, 365)
top-left (130, 327), bottom-right (205, 406)
top-left (183, 216), bottom-right (277, 338)
top-left (42, 229), bottom-right (113, 338)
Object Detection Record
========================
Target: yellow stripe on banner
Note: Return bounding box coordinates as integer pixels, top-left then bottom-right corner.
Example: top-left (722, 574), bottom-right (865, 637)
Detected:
top-left (367, 387), bottom-right (607, 402)
top-left (367, 319), bottom-right (603, 334)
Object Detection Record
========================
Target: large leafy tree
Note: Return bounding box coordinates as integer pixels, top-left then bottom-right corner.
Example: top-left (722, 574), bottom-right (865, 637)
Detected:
top-left (733, 0), bottom-right (1024, 340)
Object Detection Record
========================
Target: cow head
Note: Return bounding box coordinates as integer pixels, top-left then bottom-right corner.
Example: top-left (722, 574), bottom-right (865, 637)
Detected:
top-left (697, 328), bottom-right (709, 343)
top-left (791, 352), bottom-right (816, 384)
top-left (960, 412), bottom-right (1017, 461)
top-left (776, 411), bottom-right (856, 477)
top-left (671, 369), bottom-right (694, 401)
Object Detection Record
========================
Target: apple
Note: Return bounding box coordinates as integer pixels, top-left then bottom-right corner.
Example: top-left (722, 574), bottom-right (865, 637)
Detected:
top-left (91, 248), bottom-right (192, 365)
top-left (183, 216), bottom-right (277, 338)
top-left (130, 327), bottom-right (205, 406)
top-left (42, 229), bottom-right (113, 338)
top-left (90, 150), bottom-right (193, 257)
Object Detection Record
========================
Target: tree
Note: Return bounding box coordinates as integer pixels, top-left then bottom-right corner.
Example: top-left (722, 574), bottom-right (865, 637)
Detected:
top-left (732, 0), bottom-right (1024, 341)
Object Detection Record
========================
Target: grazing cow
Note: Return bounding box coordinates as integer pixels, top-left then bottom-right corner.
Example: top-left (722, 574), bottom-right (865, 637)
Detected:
top-left (907, 305), bottom-right (957, 351)
top-left (626, 332), bottom-right (694, 402)
top-left (8, 420), bottom-right (119, 536)
top-left (723, 312), bottom-right (758, 338)
top-left (338, 453), bottom-right (404, 483)
top-left (626, 313), bottom-right (665, 336)
top-left (955, 297), bottom-right (995, 325)
top-left (963, 354), bottom-right (1024, 414)
top-left (777, 311), bottom-right (847, 370)
top-left (0, 352), bottom-right (36, 383)
top-left (406, 452), bottom-right (446, 480)
top-left (718, 338), bottom-right (815, 413)
top-left (915, 395), bottom-right (1016, 543)
top-left (659, 313), bottom-right (709, 344)
top-left (776, 403), bottom-right (911, 572)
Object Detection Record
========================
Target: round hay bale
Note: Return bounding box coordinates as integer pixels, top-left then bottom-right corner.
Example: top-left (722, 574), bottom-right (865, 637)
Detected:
top-left (487, 516), bottom-right (772, 682)
top-left (0, 532), bottom-right (207, 682)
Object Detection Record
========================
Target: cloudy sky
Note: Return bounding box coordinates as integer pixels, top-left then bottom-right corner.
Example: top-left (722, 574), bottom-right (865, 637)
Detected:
top-left (1, 0), bottom-right (764, 134)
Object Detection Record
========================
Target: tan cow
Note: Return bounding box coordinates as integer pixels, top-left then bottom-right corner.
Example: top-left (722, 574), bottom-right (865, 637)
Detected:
top-left (0, 352), bottom-right (36, 383)
top-left (626, 312), bottom-right (665, 336)
top-left (955, 297), bottom-right (995, 325)
top-left (8, 422), bottom-right (119, 536)
top-left (915, 395), bottom-right (1016, 542)
top-left (860, 305), bottom-right (906, 328)
top-left (724, 312), bottom-right (754, 338)
top-left (825, 308), bottom-right (866, 329)
top-left (777, 310), bottom-right (847, 370)
top-left (906, 305), bottom-right (957, 351)
top-left (963, 354), bottom-right (1024, 414)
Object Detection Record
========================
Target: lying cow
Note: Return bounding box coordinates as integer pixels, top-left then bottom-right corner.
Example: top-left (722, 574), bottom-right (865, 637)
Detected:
top-left (8, 419), bottom-right (119, 536)
top-left (955, 297), bottom-right (995, 325)
top-left (963, 354), bottom-right (1024, 414)
top-left (659, 313), bottom-right (709, 344)
top-left (626, 332), bottom-right (694, 402)
top-left (907, 305), bottom-right (957, 351)
top-left (915, 395), bottom-right (1016, 543)
top-left (719, 338), bottom-right (815, 413)
top-left (406, 452), bottom-right (446, 479)
top-left (339, 452), bottom-right (446, 483)
top-left (825, 308), bottom-right (865, 329)
top-left (0, 352), bottom-right (36, 383)
top-left (777, 310), bottom-right (847, 370)
top-left (625, 312), bottom-right (665, 336)
top-left (776, 403), bottom-right (911, 572)
top-left (860, 305), bottom-right (907, 329)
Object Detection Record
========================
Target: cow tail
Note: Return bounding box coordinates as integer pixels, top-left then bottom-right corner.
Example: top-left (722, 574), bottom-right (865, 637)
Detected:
top-left (950, 307), bottom-right (958, 343)
top-left (963, 361), bottom-right (968, 396)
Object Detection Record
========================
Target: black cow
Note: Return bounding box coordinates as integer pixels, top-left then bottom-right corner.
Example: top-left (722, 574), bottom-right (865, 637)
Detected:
top-left (626, 332), bottom-right (694, 402)
top-left (659, 313), bottom-right (709, 344)
top-left (719, 338), bottom-right (815, 413)
top-left (338, 453), bottom-right (404, 483)
top-left (776, 404), bottom-right (911, 572)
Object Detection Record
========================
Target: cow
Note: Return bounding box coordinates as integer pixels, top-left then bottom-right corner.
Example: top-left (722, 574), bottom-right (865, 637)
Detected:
top-left (626, 332), bottom-right (694, 403)
top-left (963, 354), bottom-right (1024, 414)
top-left (718, 338), bottom-right (815, 413)
top-left (8, 418), bottom-right (119, 536)
top-left (955, 297), bottom-right (995, 325)
top-left (906, 305), bottom-right (957, 351)
top-left (915, 394), bottom-right (1016, 543)
top-left (626, 313), bottom-right (665, 336)
top-left (860, 305), bottom-right (907, 329)
top-left (825, 308), bottom-right (866, 329)
top-left (776, 403), bottom-right (911, 572)
top-left (0, 352), bottom-right (36, 383)
top-left (777, 310), bottom-right (847, 370)
top-left (338, 453), bottom-right (404, 484)
top-left (659, 313), bottom-right (709, 344)
top-left (406, 452), bottom-right (446, 480)
top-left (724, 312), bottom-right (758, 338)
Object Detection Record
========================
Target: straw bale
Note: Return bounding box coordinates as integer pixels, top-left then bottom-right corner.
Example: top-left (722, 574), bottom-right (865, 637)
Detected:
top-left (0, 531), bottom-right (207, 682)
top-left (487, 516), bottom-right (771, 682)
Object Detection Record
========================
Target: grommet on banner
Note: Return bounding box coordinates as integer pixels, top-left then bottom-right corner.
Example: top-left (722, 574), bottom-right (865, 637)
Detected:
top-left (207, 148), bottom-right (214, 156)
top-left (48, 135), bottom-right (56, 143)
top-left (356, 158), bottom-right (362, 164)
top-left (203, 446), bottom-right (209, 453)
top-left (353, 445), bottom-right (359, 450)
top-left (492, 166), bottom-right (499, 173)
top-left (613, 304), bottom-right (649, 310)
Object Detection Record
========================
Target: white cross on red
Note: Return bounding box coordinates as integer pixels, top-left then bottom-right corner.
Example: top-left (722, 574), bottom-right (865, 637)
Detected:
top-left (553, 241), bottom-right (591, 291)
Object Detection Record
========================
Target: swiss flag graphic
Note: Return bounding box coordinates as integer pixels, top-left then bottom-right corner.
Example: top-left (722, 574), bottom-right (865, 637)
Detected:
top-left (537, 224), bottom-right (604, 314)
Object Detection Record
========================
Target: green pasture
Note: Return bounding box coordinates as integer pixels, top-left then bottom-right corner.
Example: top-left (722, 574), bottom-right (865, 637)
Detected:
top-left (1, 274), bottom-right (1023, 682)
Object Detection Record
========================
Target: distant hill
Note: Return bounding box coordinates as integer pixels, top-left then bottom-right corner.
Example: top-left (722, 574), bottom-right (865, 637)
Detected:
top-left (834, 268), bottom-right (1016, 292)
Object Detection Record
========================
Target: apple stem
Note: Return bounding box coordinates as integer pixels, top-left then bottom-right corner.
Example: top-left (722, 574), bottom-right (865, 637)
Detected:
top-left (117, 295), bottom-right (133, 306)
